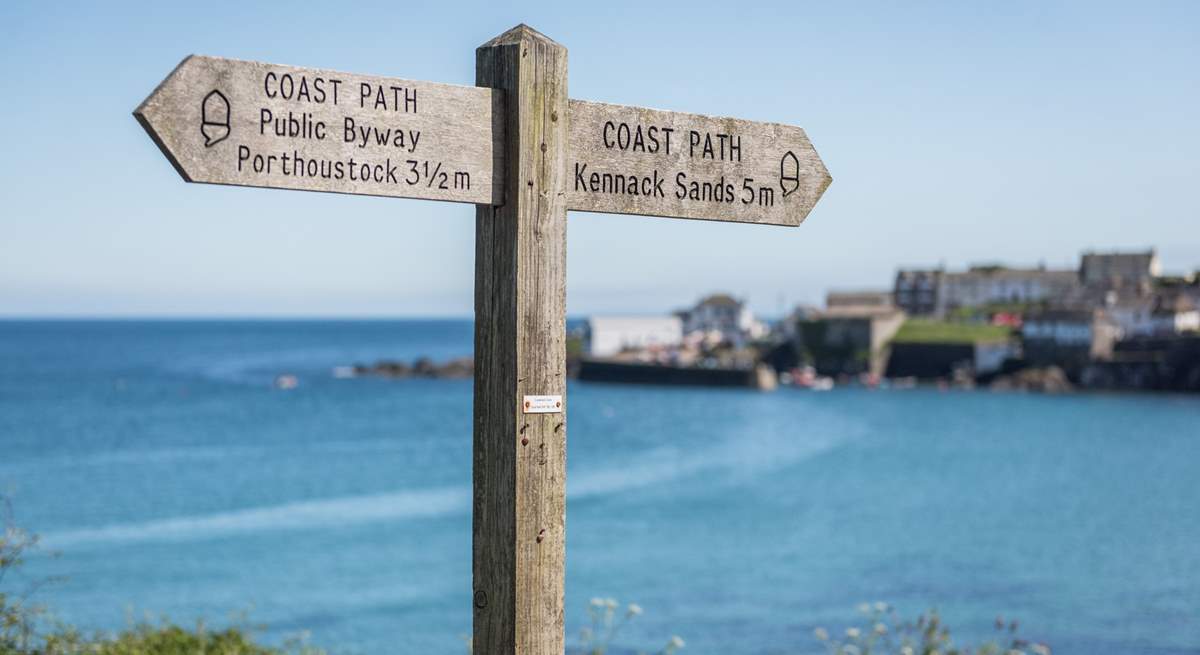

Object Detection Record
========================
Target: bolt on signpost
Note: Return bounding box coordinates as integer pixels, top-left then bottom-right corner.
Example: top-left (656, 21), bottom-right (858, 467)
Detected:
top-left (135, 24), bottom-right (830, 654)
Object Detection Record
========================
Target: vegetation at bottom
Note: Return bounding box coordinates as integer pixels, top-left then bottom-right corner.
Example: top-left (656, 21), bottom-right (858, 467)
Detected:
top-left (2, 500), bottom-right (323, 655)
top-left (5, 498), bottom-right (1048, 655)
top-left (11, 624), bottom-right (323, 655)
top-left (570, 597), bottom-right (684, 655)
top-left (814, 602), bottom-right (1050, 655)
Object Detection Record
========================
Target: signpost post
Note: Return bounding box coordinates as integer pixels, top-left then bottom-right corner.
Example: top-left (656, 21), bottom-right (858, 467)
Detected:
top-left (135, 23), bottom-right (830, 654)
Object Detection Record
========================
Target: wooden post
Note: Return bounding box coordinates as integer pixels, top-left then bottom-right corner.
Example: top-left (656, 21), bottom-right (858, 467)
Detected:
top-left (473, 24), bottom-right (568, 655)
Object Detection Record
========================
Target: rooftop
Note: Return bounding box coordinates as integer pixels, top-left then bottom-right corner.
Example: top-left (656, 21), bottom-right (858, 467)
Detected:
top-left (695, 293), bottom-right (742, 308)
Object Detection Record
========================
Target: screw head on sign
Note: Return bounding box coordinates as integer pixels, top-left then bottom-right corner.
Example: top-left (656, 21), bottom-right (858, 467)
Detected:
top-left (524, 401), bottom-right (530, 408)
top-left (555, 401), bottom-right (561, 408)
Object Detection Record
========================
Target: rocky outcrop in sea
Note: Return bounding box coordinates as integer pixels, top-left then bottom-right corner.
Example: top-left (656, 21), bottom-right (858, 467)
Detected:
top-left (989, 366), bottom-right (1073, 393)
top-left (347, 356), bottom-right (473, 379)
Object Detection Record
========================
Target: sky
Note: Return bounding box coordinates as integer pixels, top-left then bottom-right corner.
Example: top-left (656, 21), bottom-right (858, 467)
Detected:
top-left (1, 1), bottom-right (1198, 318)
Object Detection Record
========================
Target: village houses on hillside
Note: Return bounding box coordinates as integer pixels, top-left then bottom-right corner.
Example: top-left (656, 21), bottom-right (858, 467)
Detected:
top-left (892, 250), bottom-right (1198, 340)
top-left (574, 248), bottom-right (1198, 393)
top-left (894, 264), bottom-right (1080, 318)
top-left (791, 248), bottom-right (1200, 389)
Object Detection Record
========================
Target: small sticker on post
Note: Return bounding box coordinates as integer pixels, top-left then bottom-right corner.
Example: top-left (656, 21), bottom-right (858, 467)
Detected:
top-left (523, 395), bottom-right (563, 414)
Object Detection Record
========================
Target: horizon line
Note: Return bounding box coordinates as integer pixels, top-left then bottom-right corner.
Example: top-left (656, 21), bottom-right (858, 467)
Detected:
top-left (0, 313), bottom-right (792, 322)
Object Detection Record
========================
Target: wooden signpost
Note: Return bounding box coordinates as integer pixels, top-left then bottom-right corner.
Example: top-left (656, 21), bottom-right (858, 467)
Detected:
top-left (135, 24), bottom-right (830, 654)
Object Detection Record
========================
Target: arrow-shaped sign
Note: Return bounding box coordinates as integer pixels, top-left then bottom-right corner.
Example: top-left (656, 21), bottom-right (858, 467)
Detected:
top-left (566, 100), bottom-right (830, 226)
top-left (135, 56), bottom-right (504, 205)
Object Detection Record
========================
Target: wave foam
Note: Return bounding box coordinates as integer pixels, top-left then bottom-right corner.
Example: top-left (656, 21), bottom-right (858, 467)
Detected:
top-left (47, 486), bottom-right (469, 548)
top-left (47, 413), bottom-right (854, 548)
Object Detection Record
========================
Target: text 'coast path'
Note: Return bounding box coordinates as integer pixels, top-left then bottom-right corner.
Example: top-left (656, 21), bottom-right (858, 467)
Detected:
top-left (135, 55), bottom-right (503, 205)
top-left (566, 100), bottom-right (830, 226)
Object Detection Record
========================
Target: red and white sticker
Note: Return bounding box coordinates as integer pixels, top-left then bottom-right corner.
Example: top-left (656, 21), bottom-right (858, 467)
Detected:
top-left (522, 395), bottom-right (563, 414)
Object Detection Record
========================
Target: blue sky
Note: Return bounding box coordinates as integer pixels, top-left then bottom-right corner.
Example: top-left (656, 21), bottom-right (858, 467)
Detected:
top-left (2, 1), bottom-right (1197, 317)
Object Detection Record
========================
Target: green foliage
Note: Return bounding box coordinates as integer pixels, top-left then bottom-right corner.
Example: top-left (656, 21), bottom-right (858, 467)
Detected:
top-left (2, 619), bottom-right (326, 655)
top-left (35, 623), bottom-right (291, 655)
top-left (2, 501), bottom-right (48, 654)
top-left (10, 496), bottom-right (1052, 655)
top-left (946, 301), bottom-right (1045, 323)
top-left (814, 603), bottom-right (1050, 655)
top-left (566, 334), bottom-right (585, 360)
top-left (796, 320), bottom-right (871, 375)
top-left (892, 319), bottom-right (1012, 345)
top-left (1, 498), bottom-right (323, 655)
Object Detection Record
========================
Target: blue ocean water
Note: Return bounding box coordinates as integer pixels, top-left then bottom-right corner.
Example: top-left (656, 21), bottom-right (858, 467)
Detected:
top-left (0, 320), bottom-right (1197, 654)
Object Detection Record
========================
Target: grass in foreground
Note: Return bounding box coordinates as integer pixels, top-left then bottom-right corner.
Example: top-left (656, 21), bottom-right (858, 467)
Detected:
top-left (6, 498), bottom-right (1046, 654)
top-left (24, 623), bottom-right (323, 655)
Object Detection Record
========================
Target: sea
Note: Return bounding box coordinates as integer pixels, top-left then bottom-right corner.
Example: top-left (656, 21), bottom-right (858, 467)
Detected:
top-left (0, 320), bottom-right (1197, 654)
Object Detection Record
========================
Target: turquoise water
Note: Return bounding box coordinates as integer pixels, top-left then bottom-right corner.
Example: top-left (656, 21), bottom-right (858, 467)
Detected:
top-left (1, 320), bottom-right (1198, 654)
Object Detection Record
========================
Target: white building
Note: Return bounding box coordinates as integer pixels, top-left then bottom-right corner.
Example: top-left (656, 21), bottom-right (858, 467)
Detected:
top-left (942, 266), bottom-right (1080, 311)
top-left (894, 265), bottom-right (1080, 317)
top-left (584, 316), bottom-right (683, 358)
top-left (1107, 295), bottom-right (1200, 338)
top-left (1023, 309), bottom-right (1120, 363)
top-left (679, 294), bottom-right (765, 345)
top-left (1023, 313), bottom-right (1096, 346)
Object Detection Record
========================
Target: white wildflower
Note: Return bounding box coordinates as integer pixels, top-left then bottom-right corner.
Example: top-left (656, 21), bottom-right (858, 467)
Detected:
top-left (589, 597), bottom-right (605, 607)
top-left (669, 635), bottom-right (685, 648)
top-left (874, 601), bottom-right (889, 612)
top-left (873, 622), bottom-right (887, 635)
top-left (604, 597), bottom-right (618, 609)
top-left (900, 647), bottom-right (914, 655)
top-left (857, 602), bottom-right (872, 614)
top-left (626, 603), bottom-right (643, 617)
top-left (845, 627), bottom-right (861, 639)
top-left (1031, 644), bottom-right (1052, 655)
top-left (813, 627), bottom-right (829, 641)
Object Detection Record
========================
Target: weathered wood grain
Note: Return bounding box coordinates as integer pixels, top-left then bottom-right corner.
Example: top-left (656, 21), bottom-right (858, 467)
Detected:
top-left (566, 99), bottom-right (831, 226)
top-left (473, 24), bottom-right (568, 655)
top-left (135, 56), bottom-right (502, 204)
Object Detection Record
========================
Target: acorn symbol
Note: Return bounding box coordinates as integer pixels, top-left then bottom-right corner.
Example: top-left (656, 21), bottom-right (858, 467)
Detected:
top-left (201, 89), bottom-right (230, 147)
top-left (779, 150), bottom-right (800, 198)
